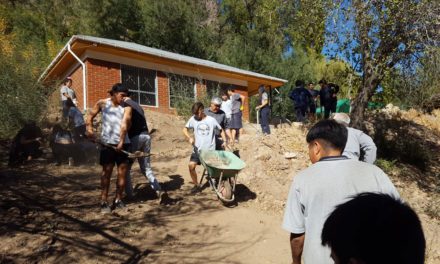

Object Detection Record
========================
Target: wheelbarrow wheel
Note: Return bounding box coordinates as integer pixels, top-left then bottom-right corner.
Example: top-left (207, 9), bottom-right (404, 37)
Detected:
top-left (219, 178), bottom-right (233, 201)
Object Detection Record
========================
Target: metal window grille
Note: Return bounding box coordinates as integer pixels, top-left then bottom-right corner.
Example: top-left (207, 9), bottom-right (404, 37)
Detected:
top-left (168, 73), bottom-right (196, 108)
top-left (121, 64), bottom-right (157, 106)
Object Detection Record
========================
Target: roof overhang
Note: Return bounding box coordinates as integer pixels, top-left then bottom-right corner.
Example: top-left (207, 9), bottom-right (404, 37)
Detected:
top-left (40, 35), bottom-right (288, 96)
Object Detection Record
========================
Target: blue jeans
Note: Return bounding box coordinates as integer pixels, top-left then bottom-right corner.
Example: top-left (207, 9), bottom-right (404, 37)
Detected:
top-left (125, 134), bottom-right (161, 196)
top-left (259, 107), bottom-right (271, 134)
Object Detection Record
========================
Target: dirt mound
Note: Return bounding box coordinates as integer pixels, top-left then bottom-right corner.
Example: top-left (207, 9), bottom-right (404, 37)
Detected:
top-left (237, 123), bottom-right (311, 214)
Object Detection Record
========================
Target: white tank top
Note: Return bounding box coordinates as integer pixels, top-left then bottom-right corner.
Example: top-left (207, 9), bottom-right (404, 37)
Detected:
top-left (101, 98), bottom-right (130, 144)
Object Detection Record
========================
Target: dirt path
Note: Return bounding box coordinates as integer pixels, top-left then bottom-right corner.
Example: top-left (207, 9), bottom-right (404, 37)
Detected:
top-left (0, 141), bottom-right (290, 264)
top-left (1, 110), bottom-right (439, 263)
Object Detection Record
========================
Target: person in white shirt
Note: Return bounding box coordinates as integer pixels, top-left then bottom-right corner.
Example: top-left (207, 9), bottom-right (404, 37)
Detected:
top-left (282, 120), bottom-right (400, 264)
top-left (183, 102), bottom-right (226, 194)
top-left (332, 113), bottom-right (377, 163)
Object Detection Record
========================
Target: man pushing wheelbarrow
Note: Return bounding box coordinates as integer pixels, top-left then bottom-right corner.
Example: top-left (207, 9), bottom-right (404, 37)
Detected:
top-left (183, 102), bottom-right (245, 204)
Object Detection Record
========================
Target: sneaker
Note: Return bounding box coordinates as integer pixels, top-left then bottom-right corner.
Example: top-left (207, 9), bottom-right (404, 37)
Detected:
top-left (158, 191), bottom-right (167, 205)
top-left (113, 200), bottom-right (127, 211)
top-left (189, 186), bottom-right (200, 195)
top-left (100, 202), bottom-right (111, 213)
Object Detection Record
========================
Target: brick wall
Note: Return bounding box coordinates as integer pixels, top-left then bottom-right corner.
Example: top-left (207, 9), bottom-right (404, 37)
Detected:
top-left (51, 57), bottom-right (250, 120)
top-left (86, 58), bottom-right (120, 107)
top-left (234, 85), bottom-right (250, 121)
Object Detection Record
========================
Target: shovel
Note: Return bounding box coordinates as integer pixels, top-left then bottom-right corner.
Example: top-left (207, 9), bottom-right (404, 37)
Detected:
top-left (97, 140), bottom-right (153, 159)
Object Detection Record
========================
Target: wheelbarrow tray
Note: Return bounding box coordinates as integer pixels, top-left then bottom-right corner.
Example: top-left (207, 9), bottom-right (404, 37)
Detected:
top-left (199, 150), bottom-right (246, 178)
top-left (199, 150), bottom-right (246, 204)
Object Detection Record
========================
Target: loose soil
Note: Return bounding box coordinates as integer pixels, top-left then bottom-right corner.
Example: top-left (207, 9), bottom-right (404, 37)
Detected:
top-left (1, 110), bottom-right (439, 263)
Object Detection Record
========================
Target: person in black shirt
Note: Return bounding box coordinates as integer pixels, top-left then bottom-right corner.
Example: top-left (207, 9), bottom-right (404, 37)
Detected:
top-left (307, 82), bottom-right (320, 121)
top-left (119, 96), bottom-right (164, 202)
top-left (319, 80), bottom-right (339, 119)
top-left (9, 121), bottom-right (43, 166)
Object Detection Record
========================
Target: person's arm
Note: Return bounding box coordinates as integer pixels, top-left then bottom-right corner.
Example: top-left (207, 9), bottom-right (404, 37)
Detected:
top-left (86, 99), bottom-right (105, 141)
top-left (116, 105), bottom-right (132, 151)
top-left (239, 94), bottom-right (245, 111)
top-left (182, 127), bottom-right (194, 145)
top-left (256, 99), bottom-right (269, 110)
top-left (358, 132), bottom-right (377, 164)
top-left (220, 129), bottom-right (227, 148)
top-left (290, 233), bottom-right (305, 264)
top-left (20, 136), bottom-right (40, 145)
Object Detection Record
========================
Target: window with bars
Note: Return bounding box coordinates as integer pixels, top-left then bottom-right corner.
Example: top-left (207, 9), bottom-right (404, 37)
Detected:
top-left (168, 73), bottom-right (196, 108)
top-left (205, 80), bottom-right (231, 98)
top-left (121, 64), bottom-right (157, 106)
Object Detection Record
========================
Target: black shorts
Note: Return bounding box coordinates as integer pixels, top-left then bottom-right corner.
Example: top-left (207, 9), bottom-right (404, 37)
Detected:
top-left (189, 150), bottom-right (201, 165)
top-left (99, 144), bottom-right (131, 166)
top-left (309, 104), bottom-right (316, 113)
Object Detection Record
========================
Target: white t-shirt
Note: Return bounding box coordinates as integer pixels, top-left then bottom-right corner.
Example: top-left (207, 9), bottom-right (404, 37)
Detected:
top-left (101, 99), bottom-right (130, 145)
top-left (185, 115), bottom-right (221, 151)
top-left (282, 157), bottom-right (400, 264)
top-left (68, 107), bottom-right (85, 127)
top-left (221, 99), bottom-right (232, 119)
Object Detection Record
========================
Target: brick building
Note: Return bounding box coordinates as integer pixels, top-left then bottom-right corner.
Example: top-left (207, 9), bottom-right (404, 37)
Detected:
top-left (40, 35), bottom-right (287, 121)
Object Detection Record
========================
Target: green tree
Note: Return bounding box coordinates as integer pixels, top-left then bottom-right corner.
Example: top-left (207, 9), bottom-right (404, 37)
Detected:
top-left (327, 0), bottom-right (440, 128)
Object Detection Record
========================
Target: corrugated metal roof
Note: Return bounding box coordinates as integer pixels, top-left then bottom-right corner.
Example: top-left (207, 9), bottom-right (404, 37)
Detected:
top-left (40, 35), bottom-right (288, 84)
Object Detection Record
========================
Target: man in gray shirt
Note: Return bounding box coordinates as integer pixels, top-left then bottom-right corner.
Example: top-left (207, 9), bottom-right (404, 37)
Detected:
top-left (282, 120), bottom-right (399, 264)
top-left (204, 97), bottom-right (232, 150)
top-left (332, 113), bottom-right (377, 163)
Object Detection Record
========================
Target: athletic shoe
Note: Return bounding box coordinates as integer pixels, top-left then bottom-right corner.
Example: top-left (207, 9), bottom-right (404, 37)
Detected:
top-left (100, 202), bottom-right (111, 213)
top-left (113, 200), bottom-right (127, 211)
top-left (189, 186), bottom-right (200, 195)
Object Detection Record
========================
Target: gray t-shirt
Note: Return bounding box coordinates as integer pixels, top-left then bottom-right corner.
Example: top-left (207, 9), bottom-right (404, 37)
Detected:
top-left (282, 157), bottom-right (400, 264)
top-left (262, 92), bottom-right (268, 103)
top-left (204, 108), bottom-right (228, 136)
top-left (344, 127), bottom-right (377, 164)
top-left (230, 93), bottom-right (242, 114)
top-left (185, 115), bottom-right (221, 151)
top-left (61, 86), bottom-right (76, 101)
top-left (68, 107), bottom-right (85, 127)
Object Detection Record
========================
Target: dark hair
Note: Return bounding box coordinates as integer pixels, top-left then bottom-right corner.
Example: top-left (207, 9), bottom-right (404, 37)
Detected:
top-left (309, 82), bottom-right (314, 85)
top-left (322, 193), bottom-right (425, 264)
top-left (306, 120), bottom-right (347, 152)
top-left (66, 98), bottom-right (75, 107)
top-left (221, 90), bottom-right (228, 96)
top-left (295, 80), bottom-right (304, 87)
top-left (257, 85), bottom-right (265, 105)
top-left (191, 102), bottom-right (204, 115)
top-left (62, 78), bottom-right (72, 85)
top-left (227, 85), bottom-right (235, 92)
top-left (318, 79), bottom-right (327, 84)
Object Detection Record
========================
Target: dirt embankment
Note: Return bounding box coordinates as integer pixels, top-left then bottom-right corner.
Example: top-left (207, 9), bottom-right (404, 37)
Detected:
top-left (1, 107), bottom-right (439, 263)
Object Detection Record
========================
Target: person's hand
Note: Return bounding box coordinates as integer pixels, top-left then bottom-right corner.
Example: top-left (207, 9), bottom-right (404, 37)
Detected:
top-left (115, 142), bottom-right (123, 152)
top-left (255, 106), bottom-right (260, 110)
top-left (332, 94), bottom-right (336, 97)
top-left (86, 131), bottom-right (95, 142)
top-left (35, 137), bottom-right (42, 142)
top-left (221, 142), bottom-right (226, 149)
top-left (188, 138), bottom-right (195, 145)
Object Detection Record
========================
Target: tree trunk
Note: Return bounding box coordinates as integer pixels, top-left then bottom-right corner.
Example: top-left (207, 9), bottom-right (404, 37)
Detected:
top-left (350, 71), bottom-right (380, 129)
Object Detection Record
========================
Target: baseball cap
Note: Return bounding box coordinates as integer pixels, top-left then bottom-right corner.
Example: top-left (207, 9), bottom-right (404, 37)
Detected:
top-left (108, 83), bottom-right (129, 94)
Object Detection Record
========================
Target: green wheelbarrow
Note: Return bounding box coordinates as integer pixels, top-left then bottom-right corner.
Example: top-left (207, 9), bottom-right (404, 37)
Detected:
top-left (199, 150), bottom-right (246, 204)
